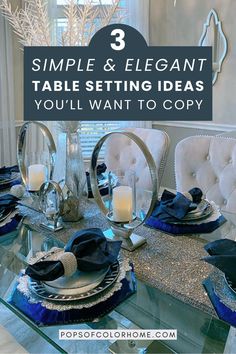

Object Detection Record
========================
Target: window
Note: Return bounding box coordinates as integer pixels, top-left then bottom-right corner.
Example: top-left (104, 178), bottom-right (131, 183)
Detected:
top-left (54, 1), bottom-right (125, 157)
top-left (80, 121), bottom-right (121, 158)
top-left (57, 1), bottom-right (115, 4)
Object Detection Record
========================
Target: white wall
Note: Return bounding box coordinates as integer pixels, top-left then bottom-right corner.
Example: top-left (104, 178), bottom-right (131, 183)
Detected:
top-left (150, 0), bottom-right (236, 189)
top-left (150, 0), bottom-right (236, 125)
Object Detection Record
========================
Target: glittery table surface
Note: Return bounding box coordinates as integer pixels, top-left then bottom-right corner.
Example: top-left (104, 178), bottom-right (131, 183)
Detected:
top-left (19, 198), bottom-right (236, 317)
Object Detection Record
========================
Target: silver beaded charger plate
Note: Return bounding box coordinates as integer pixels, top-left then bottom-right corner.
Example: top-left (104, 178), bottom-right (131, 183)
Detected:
top-left (29, 260), bottom-right (120, 302)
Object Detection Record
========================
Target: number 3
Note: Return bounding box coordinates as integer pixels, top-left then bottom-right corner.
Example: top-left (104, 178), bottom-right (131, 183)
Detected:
top-left (111, 29), bottom-right (125, 51)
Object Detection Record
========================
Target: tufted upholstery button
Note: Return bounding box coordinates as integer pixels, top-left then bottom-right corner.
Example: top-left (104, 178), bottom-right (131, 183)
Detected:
top-left (224, 200), bottom-right (227, 205)
top-left (104, 128), bottom-right (170, 192)
top-left (192, 172), bottom-right (196, 178)
top-left (215, 177), bottom-right (219, 183)
top-left (206, 155), bottom-right (210, 161)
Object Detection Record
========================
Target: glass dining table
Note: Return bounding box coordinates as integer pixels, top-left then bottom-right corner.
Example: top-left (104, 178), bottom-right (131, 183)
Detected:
top-left (0, 206), bottom-right (236, 354)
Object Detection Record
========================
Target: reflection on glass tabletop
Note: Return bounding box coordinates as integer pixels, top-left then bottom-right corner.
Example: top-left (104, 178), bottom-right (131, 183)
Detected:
top-left (0, 209), bottom-right (235, 354)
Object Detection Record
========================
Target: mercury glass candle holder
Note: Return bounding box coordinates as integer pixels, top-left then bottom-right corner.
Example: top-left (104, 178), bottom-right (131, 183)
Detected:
top-left (90, 131), bottom-right (158, 252)
top-left (39, 181), bottom-right (64, 231)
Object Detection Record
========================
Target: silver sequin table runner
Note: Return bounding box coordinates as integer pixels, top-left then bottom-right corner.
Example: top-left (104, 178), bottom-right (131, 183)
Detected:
top-left (18, 198), bottom-right (216, 315)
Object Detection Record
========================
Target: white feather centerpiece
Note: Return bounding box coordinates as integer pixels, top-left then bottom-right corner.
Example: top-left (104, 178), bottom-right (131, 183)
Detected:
top-left (0, 0), bottom-right (125, 46)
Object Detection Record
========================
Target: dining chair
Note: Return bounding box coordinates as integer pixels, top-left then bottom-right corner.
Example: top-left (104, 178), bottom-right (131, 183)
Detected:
top-left (104, 128), bottom-right (170, 191)
top-left (217, 131), bottom-right (236, 139)
top-left (175, 135), bottom-right (236, 212)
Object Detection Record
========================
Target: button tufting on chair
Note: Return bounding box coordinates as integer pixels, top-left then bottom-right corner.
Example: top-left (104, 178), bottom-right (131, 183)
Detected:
top-left (105, 128), bottom-right (170, 190)
top-left (175, 136), bottom-right (236, 212)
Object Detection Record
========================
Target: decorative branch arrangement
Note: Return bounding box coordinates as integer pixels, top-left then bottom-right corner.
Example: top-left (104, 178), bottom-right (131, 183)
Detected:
top-left (57, 121), bottom-right (81, 133)
top-left (0, 0), bottom-right (125, 46)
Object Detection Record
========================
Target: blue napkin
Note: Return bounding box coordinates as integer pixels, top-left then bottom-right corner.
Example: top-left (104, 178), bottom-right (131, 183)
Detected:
top-left (203, 277), bottom-right (236, 327)
top-left (145, 188), bottom-right (226, 235)
top-left (26, 228), bottom-right (122, 281)
top-left (150, 188), bottom-right (203, 223)
top-left (86, 163), bottom-right (108, 198)
top-left (0, 194), bottom-right (22, 237)
top-left (0, 165), bottom-right (21, 190)
top-left (204, 239), bottom-right (236, 285)
top-left (0, 194), bottom-right (19, 214)
top-left (0, 165), bottom-right (19, 180)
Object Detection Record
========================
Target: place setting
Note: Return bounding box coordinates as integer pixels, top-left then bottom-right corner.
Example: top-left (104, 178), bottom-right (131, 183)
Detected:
top-left (0, 193), bottom-right (23, 239)
top-left (145, 187), bottom-right (226, 235)
top-left (0, 165), bottom-right (21, 191)
top-left (9, 228), bottom-right (136, 326)
top-left (202, 238), bottom-right (236, 327)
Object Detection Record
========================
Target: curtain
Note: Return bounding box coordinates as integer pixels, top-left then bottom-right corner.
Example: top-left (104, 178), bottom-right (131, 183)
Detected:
top-left (126, 0), bottom-right (150, 44)
top-left (122, 0), bottom-right (151, 129)
top-left (0, 10), bottom-right (17, 166)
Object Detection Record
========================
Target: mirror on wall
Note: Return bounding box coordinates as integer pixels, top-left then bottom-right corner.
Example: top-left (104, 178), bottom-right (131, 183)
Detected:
top-left (199, 9), bottom-right (227, 85)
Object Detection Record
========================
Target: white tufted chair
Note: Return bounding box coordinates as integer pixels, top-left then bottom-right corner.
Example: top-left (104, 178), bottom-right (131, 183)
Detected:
top-left (175, 135), bottom-right (236, 212)
top-left (104, 128), bottom-right (170, 191)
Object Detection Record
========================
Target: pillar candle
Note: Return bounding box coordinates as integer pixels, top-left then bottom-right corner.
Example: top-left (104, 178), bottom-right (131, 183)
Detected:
top-left (112, 186), bottom-right (133, 222)
top-left (28, 164), bottom-right (47, 191)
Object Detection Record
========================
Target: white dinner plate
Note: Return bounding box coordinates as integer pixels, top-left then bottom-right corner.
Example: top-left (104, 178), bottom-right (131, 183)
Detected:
top-left (43, 267), bottom-right (110, 296)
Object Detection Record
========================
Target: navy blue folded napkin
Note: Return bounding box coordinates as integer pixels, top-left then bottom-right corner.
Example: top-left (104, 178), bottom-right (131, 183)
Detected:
top-left (203, 276), bottom-right (236, 327)
top-left (26, 228), bottom-right (122, 281)
top-left (145, 188), bottom-right (226, 235)
top-left (150, 188), bottom-right (203, 223)
top-left (0, 165), bottom-right (21, 190)
top-left (0, 165), bottom-right (19, 180)
top-left (86, 163), bottom-right (108, 198)
top-left (204, 239), bottom-right (236, 285)
top-left (0, 194), bottom-right (19, 214)
top-left (0, 194), bottom-right (22, 237)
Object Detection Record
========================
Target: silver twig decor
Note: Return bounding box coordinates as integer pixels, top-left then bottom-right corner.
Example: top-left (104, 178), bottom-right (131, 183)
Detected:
top-left (0, 0), bottom-right (125, 46)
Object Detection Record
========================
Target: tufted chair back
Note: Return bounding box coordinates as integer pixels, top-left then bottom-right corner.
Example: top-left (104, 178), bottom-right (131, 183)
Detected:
top-left (175, 136), bottom-right (236, 212)
top-left (104, 128), bottom-right (170, 191)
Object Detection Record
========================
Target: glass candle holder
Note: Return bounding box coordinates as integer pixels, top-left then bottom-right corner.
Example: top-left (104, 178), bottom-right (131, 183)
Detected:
top-left (107, 170), bottom-right (136, 223)
top-left (17, 121), bottom-right (56, 208)
top-left (39, 181), bottom-right (64, 232)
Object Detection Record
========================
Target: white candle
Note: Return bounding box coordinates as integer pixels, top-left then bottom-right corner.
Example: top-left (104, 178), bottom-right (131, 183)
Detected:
top-left (45, 206), bottom-right (56, 218)
top-left (113, 186), bottom-right (133, 222)
top-left (28, 164), bottom-right (47, 191)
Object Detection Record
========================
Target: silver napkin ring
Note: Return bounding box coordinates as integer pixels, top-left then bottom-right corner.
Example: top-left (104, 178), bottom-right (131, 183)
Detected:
top-left (58, 252), bottom-right (77, 277)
